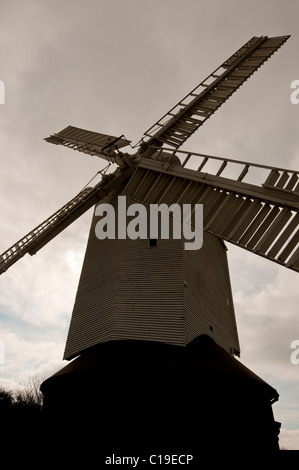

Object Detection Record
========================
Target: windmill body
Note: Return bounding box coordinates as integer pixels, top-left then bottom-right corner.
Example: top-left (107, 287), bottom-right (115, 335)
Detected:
top-left (64, 190), bottom-right (239, 360)
top-left (1, 35), bottom-right (298, 454)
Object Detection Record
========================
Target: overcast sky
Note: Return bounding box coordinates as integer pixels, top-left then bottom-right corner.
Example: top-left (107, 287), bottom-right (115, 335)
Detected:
top-left (0, 0), bottom-right (298, 450)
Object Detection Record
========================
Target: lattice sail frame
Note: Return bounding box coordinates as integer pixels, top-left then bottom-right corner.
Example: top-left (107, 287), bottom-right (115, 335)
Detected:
top-left (127, 148), bottom-right (299, 272)
top-left (138, 35), bottom-right (290, 151)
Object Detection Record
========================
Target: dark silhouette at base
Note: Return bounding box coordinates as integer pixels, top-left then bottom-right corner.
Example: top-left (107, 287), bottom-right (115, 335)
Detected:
top-left (40, 335), bottom-right (280, 461)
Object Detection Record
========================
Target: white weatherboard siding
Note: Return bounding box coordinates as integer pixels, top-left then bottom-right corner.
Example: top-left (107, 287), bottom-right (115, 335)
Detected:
top-left (64, 190), bottom-right (239, 360)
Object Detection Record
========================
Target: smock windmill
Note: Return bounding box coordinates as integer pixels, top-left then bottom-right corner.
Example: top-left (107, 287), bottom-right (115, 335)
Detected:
top-left (1, 35), bottom-right (298, 454)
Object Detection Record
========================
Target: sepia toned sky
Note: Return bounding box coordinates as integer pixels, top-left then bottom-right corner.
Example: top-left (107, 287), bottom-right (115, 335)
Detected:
top-left (0, 0), bottom-right (298, 450)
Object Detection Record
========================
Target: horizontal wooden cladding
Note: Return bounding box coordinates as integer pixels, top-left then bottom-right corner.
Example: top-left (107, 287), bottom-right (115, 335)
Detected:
top-left (63, 231), bottom-right (120, 360)
top-left (184, 233), bottom-right (240, 356)
top-left (185, 296), bottom-right (239, 356)
top-left (64, 191), bottom-right (121, 359)
top-left (124, 167), bottom-right (299, 272)
top-left (64, 190), bottom-right (239, 359)
top-left (115, 234), bottom-right (185, 346)
top-left (63, 190), bottom-right (188, 360)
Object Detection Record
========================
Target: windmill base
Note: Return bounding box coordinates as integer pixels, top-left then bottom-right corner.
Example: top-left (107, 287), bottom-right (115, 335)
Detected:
top-left (41, 335), bottom-right (280, 460)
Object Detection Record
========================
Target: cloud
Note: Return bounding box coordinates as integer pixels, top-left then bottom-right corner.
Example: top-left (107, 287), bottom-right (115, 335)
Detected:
top-left (227, 245), bottom-right (299, 382)
top-left (279, 429), bottom-right (299, 450)
top-left (0, 242), bottom-right (83, 328)
top-left (0, 328), bottom-right (65, 389)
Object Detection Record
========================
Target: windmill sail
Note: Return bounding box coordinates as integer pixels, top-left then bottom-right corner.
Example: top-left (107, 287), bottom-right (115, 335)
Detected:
top-left (139, 36), bottom-right (290, 151)
top-left (0, 166), bottom-right (134, 274)
top-left (45, 125), bottom-right (131, 167)
top-left (125, 148), bottom-right (299, 272)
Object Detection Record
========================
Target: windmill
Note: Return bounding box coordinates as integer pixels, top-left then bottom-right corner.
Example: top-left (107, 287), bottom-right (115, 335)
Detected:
top-left (1, 35), bottom-right (298, 456)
